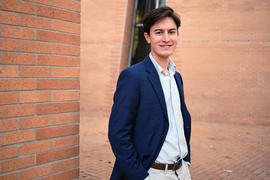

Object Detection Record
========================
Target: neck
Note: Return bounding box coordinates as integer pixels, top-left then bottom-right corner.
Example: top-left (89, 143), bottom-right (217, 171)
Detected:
top-left (152, 54), bottom-right (170, 73)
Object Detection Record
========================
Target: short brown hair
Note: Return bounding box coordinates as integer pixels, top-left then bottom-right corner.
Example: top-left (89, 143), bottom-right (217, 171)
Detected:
top-left (143, 6), bottom-right (181, 35)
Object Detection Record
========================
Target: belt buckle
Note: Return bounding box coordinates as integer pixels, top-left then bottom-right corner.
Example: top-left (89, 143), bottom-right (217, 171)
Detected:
top-left (173, 159), bottom-right (182, 171)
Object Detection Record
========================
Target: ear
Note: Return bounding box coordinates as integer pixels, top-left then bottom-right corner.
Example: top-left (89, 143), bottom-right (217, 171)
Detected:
top-left (144, 32), bottom-right (151, 44)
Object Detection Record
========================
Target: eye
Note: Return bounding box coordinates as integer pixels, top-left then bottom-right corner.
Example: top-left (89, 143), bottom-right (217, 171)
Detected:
top-left (169, 31), bottom-right (176, 34)
top-left (155, 31), bottom-right (162, 35)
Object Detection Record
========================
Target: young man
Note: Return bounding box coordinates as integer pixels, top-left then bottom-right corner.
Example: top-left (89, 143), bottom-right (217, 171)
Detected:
top-left (108, 6), bottom-right (191, 180)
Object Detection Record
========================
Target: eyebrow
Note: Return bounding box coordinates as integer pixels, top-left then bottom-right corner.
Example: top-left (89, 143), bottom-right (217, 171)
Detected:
top-left (154, 28), bottom-right (177, 32)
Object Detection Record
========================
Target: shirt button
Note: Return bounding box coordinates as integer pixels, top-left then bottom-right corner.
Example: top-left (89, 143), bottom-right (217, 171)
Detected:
top-left (161, 135), bottom-right (166, 139)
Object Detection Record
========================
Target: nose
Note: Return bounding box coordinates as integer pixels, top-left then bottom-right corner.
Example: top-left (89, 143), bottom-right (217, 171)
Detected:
top-left (162, 32), bottom-right (170, 42)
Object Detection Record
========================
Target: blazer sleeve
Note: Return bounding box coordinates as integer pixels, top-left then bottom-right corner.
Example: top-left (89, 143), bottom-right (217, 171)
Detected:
top-left (108, 69), bottom-right (149, 180)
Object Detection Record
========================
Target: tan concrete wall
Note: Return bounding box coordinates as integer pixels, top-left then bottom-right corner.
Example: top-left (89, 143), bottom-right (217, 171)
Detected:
top-left (81, 0), bottom-right (135, 117)
top-left (169, 0), bottom-right (270, 125)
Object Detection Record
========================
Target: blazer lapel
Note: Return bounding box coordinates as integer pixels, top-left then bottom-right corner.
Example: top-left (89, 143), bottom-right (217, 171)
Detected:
top-left (174, 73), bottom-right (184, 103)
top-left (144, 56), bottom-right (168, 120)
top-left (174, 73), bottom-right (189, 121)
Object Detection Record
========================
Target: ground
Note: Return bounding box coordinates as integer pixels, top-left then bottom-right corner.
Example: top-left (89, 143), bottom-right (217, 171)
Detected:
top-left (80, 117), bottom-right (270, 180)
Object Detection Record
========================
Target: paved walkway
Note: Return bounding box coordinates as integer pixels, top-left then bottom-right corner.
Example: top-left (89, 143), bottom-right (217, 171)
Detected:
top-left (79, 117), bottom-right (270, 180)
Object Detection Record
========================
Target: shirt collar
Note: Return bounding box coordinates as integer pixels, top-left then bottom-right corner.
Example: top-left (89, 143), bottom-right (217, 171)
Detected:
top-left (149, 53), bottom-right (177, 75)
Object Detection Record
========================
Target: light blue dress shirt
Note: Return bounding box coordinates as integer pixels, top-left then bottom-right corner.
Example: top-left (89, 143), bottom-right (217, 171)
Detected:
top-left (149, 53), bottom-right (188, 164)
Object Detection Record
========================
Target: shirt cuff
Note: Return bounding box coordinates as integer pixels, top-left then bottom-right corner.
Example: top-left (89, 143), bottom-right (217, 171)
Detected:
top-left (185, 161), bottom-right (190, 166)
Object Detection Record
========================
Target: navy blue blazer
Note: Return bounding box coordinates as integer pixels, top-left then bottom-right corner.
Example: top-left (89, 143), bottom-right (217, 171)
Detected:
top-left (108, 55), bottom-right (191, 180)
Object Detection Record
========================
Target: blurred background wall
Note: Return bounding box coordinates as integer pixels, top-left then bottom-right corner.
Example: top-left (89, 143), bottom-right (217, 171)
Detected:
top-left (81, 0), bottom-right (269, 126)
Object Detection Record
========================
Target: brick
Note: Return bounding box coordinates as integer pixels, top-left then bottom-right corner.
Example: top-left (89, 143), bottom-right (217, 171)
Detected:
top-left (20, 115), bottom-right (51, 130)
top-left (37, 30), bottom-right (80, 45)
top-left (0, 79), bottom-right (35, 91)
top-left (37, 102), bottom-right (79, 115)
top-left (19, 140), bottom-right (51, 155)
top-left (53, 20), bottom-right (80, 34)
top-left (54, 44), bottom-right (80, 56)
top-left (53, 67), bottom-right (79, 78)
top-left (37, 169), bottom-right (79, 180)
top-left (37, 55), bottom-right (80, 67)
top-left (19, 164), bottom-right (51, 180)
top-left (24, 0), bottom-right (52, 6)
top-left (53, 135), bottom-right (79, 149)
top-left (0, 146), bottom-right (18, 160)
top-left (37, 5), bottom-right (80, 23)
top-left (54, 0), bottom-right (80, 12)
top-left (37, 79), bottom-right (79, 90)
top-left (20, 91), bottom-right (51, 104)
top-left (53, 113), bottom-right (79, 125)
top-left (0, 66), bottom-right (19, 77)
top-left (1, 104), bottom-right (35, 118)
top-left (20, 66), bottom-right (52, 78)
top-left (36, 147), bottom-right (79, 165)
top-left (0, 92), bottom-right (18, 105)
top-left (0, 11), bottom-right (19, 25)
top-left (1, 26), bottom-right (36, 40)
top-left (1, 130), bottom-right (35, 146)
top-left (53, 90), bottom-right (79, 101)
top-left (36, 124), bottom-right (79, 140)
top-left (0, 38), bottom-right (19, 51)
top-left (0, 155), bottom-right (35, 173)
top-left (1, 0), bottom-right (36, 15)
top-left (1, 52), bottom-right (36, 65)
top-left (52, 157), bottom-right (79, 173)
top-left (0, 119), bottom-right (18, 132)
top-left (21, 41), bottom-right (52, 54)
top-left (0, 172), bottom-right (18, 180)
top-left (20, 14), bottom-right (52, 30)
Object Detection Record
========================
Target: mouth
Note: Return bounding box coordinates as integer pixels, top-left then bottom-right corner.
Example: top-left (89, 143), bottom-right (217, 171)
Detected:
top-left (160, 45), bottom-right (172, 48)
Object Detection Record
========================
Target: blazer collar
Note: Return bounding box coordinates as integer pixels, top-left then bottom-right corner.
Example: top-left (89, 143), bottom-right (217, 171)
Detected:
top-left (144, 55), bottom-right (157, 74)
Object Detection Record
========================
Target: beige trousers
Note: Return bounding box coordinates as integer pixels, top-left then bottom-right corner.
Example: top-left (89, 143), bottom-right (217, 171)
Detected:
top-left (147, 160), bottom-right (191, 180)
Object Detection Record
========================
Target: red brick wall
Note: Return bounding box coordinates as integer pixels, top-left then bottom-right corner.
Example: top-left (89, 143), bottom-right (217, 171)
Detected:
top-left (0, 0), bottom-right (80, 179)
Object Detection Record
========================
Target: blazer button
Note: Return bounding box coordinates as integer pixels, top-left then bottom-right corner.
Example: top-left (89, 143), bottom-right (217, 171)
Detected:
top-left (161, 135), bottom-right (165, 139)
top-left (152, 156), bottom-right (156, 160)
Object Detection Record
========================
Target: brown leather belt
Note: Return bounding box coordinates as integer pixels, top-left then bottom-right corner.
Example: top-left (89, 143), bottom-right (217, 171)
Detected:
top-left (151, 160), bottom-right (182, 171)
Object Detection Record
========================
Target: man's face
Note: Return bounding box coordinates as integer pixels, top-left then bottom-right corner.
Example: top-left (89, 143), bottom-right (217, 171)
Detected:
top-left (144, 17), bottom-right (179, 61)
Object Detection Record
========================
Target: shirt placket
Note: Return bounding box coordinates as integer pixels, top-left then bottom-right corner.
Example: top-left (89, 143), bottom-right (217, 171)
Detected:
top-left (170, 74), bottom-right (187, 160)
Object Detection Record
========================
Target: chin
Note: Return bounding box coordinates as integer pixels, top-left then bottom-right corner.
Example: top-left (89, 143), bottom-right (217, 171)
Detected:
top-left (161, 52), bottom-right (173, 57)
